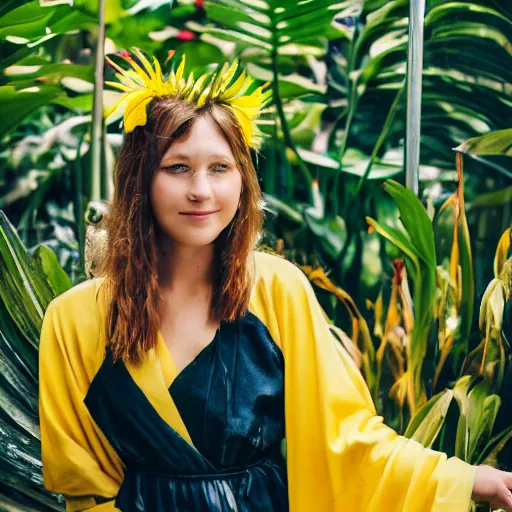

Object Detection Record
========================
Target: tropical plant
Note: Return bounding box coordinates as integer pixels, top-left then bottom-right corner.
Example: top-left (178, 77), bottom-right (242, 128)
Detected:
top-left (0, 210), bottom-right (70, 510)
top-left (1, 0), bottom-right (511, 509)
top-left (298, 166), bottom-right (512, 490)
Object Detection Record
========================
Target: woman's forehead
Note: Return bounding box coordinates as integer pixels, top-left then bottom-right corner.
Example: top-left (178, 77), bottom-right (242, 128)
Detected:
top-left (161, 116), bottom-right (234, 160)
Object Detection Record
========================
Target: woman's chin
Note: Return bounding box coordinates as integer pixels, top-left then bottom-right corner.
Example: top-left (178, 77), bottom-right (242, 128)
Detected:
top-left (170, 232), bottom-right (223, 248)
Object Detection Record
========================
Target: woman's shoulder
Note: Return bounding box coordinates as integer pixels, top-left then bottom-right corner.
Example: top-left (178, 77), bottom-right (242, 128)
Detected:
top-left (48, 277), bottom-right (107, 321)
top-left (252, 249), bottom-right (311, 298)
top-left (253, 249), bottom-right (304, 279)
top-left (50, 276), bottom-right (103, 305)
top-left (43, 277), bottom-right (109, 366)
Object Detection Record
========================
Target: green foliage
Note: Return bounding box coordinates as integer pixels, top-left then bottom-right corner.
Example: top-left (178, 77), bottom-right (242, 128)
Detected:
top-left (0, 0), bottom-right (511, 508)
top-left (0, 210), bottom-right (70, 509)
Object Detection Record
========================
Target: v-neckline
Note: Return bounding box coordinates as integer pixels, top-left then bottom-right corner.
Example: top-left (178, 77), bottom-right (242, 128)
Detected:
top-left (156, 326), bottom-right (221, 389)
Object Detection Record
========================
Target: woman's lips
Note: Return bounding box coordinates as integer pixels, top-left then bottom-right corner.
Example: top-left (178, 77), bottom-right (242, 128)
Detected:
top-left (179, 210), bottom-right (218, 219)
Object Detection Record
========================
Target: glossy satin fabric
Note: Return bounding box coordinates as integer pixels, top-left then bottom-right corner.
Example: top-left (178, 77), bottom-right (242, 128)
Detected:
top-left (84, 311), bottom-right (288, 511)
top-left (39, 251), bottom-right (476, 512)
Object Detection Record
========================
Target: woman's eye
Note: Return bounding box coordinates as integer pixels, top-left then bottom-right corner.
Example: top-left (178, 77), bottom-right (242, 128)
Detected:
top-left (164, 164), bottom-right (189, 173)
top-left (211, 164), bottom-right (230, 173)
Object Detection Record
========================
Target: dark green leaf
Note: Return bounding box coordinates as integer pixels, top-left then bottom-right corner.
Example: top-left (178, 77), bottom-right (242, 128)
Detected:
top-left (455, 129), bottom-right (512, 157)
top-left (0, 86), bottom-right (64, 139)
top-left (31, 245), bottom-right (72, 297)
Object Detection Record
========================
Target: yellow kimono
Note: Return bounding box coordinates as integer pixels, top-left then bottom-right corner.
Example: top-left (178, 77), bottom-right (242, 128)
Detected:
top-left (39, 251), bottom-right (476, 511)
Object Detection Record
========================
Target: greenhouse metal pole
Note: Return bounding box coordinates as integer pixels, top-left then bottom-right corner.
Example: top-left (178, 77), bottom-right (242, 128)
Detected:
top-left (405, 0), bottom-right (426, 195)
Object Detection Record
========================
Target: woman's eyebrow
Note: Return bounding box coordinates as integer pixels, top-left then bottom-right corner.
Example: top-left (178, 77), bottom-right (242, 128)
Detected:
top-left (162, 153), bottom-right (191, 161)
top-left (208, 154), bottom-right (233, 161)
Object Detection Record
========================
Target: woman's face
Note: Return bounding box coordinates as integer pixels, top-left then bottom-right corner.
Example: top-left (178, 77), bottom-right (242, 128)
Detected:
top-left (150, 115), bottom-right (243, 249)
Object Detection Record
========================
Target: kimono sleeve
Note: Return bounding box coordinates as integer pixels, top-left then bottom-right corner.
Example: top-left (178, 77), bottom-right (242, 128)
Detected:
top-left (272, 260), bottom-right (476, 512)
top-left (39, 295), bottom-right (123, 512)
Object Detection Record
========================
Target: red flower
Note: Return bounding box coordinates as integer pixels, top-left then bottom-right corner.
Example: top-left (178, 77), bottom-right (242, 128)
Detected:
top-left (117, 50), bottom-right (131, 58)
top-left (177, 30), bottom-right (195, 41)
top-left (195, 0), bottom-right (204, 8)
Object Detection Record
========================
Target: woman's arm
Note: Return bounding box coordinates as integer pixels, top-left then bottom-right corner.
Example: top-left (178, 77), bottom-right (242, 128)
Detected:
top-left (39, 290), bottom-right (123, 511)
top-left (260, 254), bottom-right (512, 511)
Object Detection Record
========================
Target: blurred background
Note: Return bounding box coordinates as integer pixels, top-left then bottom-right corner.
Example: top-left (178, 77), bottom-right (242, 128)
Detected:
top-left (0, 0), bottom-right (511, 510)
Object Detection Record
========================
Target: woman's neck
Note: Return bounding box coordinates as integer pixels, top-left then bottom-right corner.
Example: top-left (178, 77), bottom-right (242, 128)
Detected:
top-left (157, 238), bottom-right (216, 295)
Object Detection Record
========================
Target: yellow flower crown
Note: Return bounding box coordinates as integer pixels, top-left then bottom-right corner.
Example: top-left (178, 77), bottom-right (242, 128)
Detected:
top-left (104, 48), bottom-right (272, 149)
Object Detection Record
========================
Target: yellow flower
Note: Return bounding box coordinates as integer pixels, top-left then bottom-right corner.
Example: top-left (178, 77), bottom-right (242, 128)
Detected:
top-left (104, 47), bottom-right (272, 149)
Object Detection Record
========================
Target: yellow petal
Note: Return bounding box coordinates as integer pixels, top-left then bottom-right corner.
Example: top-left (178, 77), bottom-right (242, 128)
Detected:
top-left (162, 82), bottom-right (178, 96)
top-left (210, 62), bottom-right (228, 98)
top-left (219, 69), bottom-right (246, 101)
top-left (196, 75), bottom-right (215, 107)
top-left (230, 87), bottom-right (271, 112)
top-left (122, 69), bottom-right (145, 88)
top-left (105, 55), bottom-right (141, 90)
top-left (225, 74), bottom-right (255, 100)
top-left (132, 48), bottom-right (157, 84)
top-left (124, 90), bottom-right (156, 132)
top-left (186, 73), bottom-right (209, 102)
top-left (220, 59), bottom-right (239, 90)
top-left (230, 107), bottom-right (252, 147)
top-left (151, 55), bottom-right (165, 94)
top-left (168, 70), bottom-right (176, 89)
top-left (104, 94), bottom-right (130, 119)
top-left (181, 71), bottom-right (195, 97)
top-left (175, 54), bottom-right (186, 86)
top-left (105, 81), bottom-right (136, 93)
top-left (124, 54), bottom-right (152, 88)
top-left (197, 86), bottom-right (211, 107)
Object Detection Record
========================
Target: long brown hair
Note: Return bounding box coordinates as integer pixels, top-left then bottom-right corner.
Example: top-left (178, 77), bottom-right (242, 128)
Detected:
top-left (96, 96), bottom-right (264, 363)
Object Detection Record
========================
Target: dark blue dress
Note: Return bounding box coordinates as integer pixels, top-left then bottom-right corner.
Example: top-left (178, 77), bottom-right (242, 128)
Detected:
top-left (84, 311), bottom-right (288, 511)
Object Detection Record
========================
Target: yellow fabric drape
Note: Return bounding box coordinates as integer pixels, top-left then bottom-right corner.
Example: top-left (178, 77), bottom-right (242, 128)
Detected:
top-left (251, 252), bottom-right (475, 511)
top-left (38, 251), bottom-right (476, 511)
top-left (39, 280), bottom-right (123, 511)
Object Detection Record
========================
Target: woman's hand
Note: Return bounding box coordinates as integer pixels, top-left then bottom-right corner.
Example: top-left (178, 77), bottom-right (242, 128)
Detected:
top-left (472, 465), bottom-right (512, 511)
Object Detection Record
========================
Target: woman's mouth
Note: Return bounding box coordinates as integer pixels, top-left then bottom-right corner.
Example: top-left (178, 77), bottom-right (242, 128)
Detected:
top-left (179, 210), bottom-right (219, 219)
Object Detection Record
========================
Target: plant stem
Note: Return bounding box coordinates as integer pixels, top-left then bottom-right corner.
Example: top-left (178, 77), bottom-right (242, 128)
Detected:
top-left (90, 0), bottom-right (106, 202)
top-left (335, 81), bottom-right (358, 218)
top-left (352, 82), bottom-right (406, 200)
top-left (270, 47), bottom-right (314, 204)
top-left (74, 132), bottom-right (86, 277)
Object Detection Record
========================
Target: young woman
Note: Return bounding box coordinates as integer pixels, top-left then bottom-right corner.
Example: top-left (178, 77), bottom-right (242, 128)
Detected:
top-left (39, 50), bottom-right (512, 512)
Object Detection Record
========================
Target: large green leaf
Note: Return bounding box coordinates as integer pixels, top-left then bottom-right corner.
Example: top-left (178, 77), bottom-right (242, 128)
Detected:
top-left (367, 180), bottom-right (438, 411)
top-left (205, 0), bottom-right (352, 49)
top-left (404, 389), bottom-right (454, 448)
top-left (0, 215), bottom-right (63, 508)
top-left (453, 375), bottom-right (472, 460)
top-left (329, 0), bottom-right (511, 191)
top-left (0, 296), bottom-right (38, 384)
top-left (0, 211), bottom-right (54, 349)
top-left (297, 148), bottom-right (403, 179)
top-left (0, 419), bottom-right (63, 510)
top-left (106, 5), bottom-right (169, 51)
top-left (454, 376), bottom-right (502, 464)
top-left (31, 245), bottom-right (72, 297)
top-left (0, 86), bottom-right (64, 139)
top-left (383, 180), bottom-right (436, 267)
top-left (72, 0), bottom-right (124, 23)
top-left (455, 129), bottom-right (512, 157)
top-left (0, 2), bottom-right (96, 43)
top-left (304, 212), bottom-right (347, 261)
top-left (4, 62), bottom-right (94, 85)
top-left (476, 426), bottom-right (512, 467)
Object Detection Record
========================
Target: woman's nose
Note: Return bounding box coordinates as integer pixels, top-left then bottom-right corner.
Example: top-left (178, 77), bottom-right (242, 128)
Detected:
top-left (187, 170), bottom-right (213, 201)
